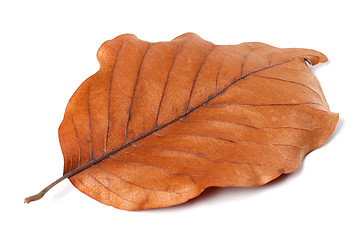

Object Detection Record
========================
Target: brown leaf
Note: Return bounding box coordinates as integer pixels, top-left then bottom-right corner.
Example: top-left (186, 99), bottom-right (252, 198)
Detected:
top-left (25, 33), bottom-right (338, 210)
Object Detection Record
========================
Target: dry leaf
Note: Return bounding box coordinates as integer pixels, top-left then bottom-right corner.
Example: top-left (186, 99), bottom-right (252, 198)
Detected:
top-left (25, 33), bottom-right (338, 210)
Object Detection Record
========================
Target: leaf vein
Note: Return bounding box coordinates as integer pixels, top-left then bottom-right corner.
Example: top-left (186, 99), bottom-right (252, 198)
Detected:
top-left (105, 41), bottom-right (125, 152)
top-left (92, 165), bottom-right (187, 195)
top-left (179, 118), bottom-right (312, 131)
top-left (83, 170), bottom-right (137, 203)
top-left (252, 73), bottom-right (324, 101)
top-left (71, 115), bottom-right (81, 168)
top-left (131, 143), bottom-right (273, 168)
top-left (87, 78), bottom-right (97, 161)
top-left (125, 43), bottom-right (152, 142)
top-left (155, 41), bottom-right (185, 126)
top-left (186, 44), bottom-right (217, 112)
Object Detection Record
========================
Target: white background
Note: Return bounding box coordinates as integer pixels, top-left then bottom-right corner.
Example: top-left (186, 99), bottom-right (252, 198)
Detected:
top-left (1, 0), bottom-right (359, 239)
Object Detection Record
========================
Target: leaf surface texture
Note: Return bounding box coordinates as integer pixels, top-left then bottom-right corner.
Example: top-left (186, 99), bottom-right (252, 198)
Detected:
top-left (59, 33), bottom-right (338, 210)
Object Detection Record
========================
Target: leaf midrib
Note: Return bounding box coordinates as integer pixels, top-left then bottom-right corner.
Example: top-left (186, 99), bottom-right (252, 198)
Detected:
top-left (65, 56), bottom-right (302, 180)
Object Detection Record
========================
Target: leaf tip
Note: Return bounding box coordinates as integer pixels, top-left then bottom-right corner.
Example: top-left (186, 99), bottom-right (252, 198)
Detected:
top-left (304, 50), bottom-right (328, 66)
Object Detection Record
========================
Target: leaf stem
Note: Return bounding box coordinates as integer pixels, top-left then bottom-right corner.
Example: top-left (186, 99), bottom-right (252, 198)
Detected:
top-left (24, 175), bottom-right (67, 203)
top-left (24, 155), bottom-right (109, 203)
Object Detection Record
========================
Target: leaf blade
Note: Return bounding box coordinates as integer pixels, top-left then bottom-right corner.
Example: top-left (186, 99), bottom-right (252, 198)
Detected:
top-left (55, 33), bottom-right (338, 210)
